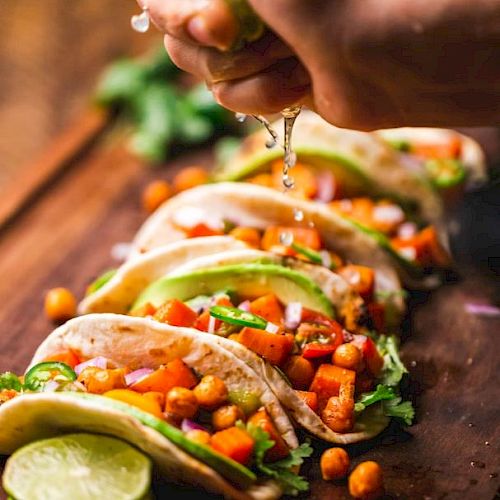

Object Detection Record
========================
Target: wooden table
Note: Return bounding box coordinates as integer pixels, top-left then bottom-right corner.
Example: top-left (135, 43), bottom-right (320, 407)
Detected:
top-left (0, 116), bottom-right (498, 499)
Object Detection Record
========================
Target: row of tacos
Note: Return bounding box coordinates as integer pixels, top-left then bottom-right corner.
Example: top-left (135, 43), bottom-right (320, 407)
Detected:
top-left (0, 114), bottom-right (486, 499)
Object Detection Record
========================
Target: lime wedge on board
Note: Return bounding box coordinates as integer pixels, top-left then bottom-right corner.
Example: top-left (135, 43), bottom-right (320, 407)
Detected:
top-left (3, 433), bottom-right (152, 500)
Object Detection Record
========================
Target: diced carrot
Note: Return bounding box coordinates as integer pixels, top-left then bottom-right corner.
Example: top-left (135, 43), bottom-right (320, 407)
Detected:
top-left (271, 161), bottom-right (318, 199)
top-left (184, 223), bottom-right (224, 238)
top-left (229, 227), bottom-right (261, 248)
top-left (42, 350), bottom-right (80, 369)
top-left (173, 166), bottom-right (208, 192)
top-left (295, 390), bottom-right (318, 412)
top-left (249, 294), bottom-right (284, 324)
top-left (153, 299), bottom-right (197, 327)
top-left (239, 327), bottom-right (294, 366)
top-left (411, 137), bottom-right (461, 160)
top-left (391, 226), bottom-right (450, 268)
top-left (362, 338), bottom-right (384, 377)
top-left (283, 355), bottom-right (315, 390)
top-left (261, 226), bottom-right (322, 252)
top-left (247, 173), bottom-right (274, 188)
top-left (104, 389), bottom-right (164, 418)
top-left (210, 427), bottom-right (255, 465)
top-left (309, 364), bottom-right (356, 409)
top-left (130, 302), bottom-right (157, 318)
top-left (338, 265), bottom-right (375, 302)
top-left (130, 359), bottom-right (197, 394)
top-left (247, 409), bottom-right (290, 462)
top-left (367, 302), bottom-right (385, 332)
top-left (193, 295), bottom-right (233, 332)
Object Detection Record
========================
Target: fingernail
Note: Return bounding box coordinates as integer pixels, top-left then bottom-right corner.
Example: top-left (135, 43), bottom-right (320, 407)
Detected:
top-left (187, 16), bottom-right (216, 46)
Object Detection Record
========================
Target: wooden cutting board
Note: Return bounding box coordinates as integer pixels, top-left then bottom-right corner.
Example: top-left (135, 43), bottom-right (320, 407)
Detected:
top-left (0, 118), bottom-right (498, 500)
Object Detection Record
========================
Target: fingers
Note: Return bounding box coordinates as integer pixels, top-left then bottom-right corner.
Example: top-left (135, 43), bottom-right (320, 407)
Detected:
top-left (146, 0), bottom-right (239, 51)
top-left (165, 32), bottom-right (293, 83)
top-left (211, 58), bottom-right (311, 115)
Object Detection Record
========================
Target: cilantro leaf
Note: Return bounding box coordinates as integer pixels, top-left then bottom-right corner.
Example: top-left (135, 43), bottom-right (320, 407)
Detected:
top-left (376, 335), bottom-right (408, 386)
top-left (383, 397), bottom-right (415, 426)
top-left (240, 421), bottom-right (312, 496)
top-left (0, 372), bottom-right (22, 391)
top-left (355, 384), bottom-right (396, 413)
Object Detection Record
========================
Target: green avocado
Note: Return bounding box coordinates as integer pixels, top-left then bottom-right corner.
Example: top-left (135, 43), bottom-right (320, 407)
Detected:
top-left (65, 393), bottom-right (257, 489)
top-left (133, 263), bottom-right (334, 318)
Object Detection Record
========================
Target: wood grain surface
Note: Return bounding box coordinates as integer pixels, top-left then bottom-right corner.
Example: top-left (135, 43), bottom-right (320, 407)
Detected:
top-left (0, 123), bottom-right (498, 499)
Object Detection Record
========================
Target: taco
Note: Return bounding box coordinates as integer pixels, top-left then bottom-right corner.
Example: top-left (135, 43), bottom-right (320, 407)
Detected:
top-left (81, 245), bottom-right (413, 443)
top-left (0, 314), bottom-right (310, 499)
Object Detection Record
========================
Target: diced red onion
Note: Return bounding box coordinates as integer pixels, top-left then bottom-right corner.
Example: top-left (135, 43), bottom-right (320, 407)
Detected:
top-left (238, 300), bottom-right (251, 312)
top-left (74, 356), bottom-right (108, 376)
top-left (265, 322), bottom-right (279, 334)
top-left (465, 303), bottom-right (500, 318)
top-left (285, 302), bottom-right (303, 330)
top-left (43, 380), bottom-right (60, 392)
top-left (181, 419), bottom-right (208, 433)
top-left (350, 334), bottom-right (367, 350)
top-left (320, 250), bottom-right (331, 269)
top-left (125, 368), bottom-right (154, 386)
top-left (373, 204), bottom-right (404, 225)
top-left (397, 222), bottom-right (418, 240)
top-left (208, 315), bottom-right (216, 334)
top-left (398, 246), bottom-right (417, 261)
top-left (111, 242), bottom-right (132, 262)
top-left (399, 153), bottom-right (425, 173)
top-left (315, 171), bottom-right (336, 203)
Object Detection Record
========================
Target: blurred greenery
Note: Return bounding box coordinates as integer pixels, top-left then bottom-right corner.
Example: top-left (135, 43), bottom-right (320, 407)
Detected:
top-left (95, 47), bottom-right (240, 164)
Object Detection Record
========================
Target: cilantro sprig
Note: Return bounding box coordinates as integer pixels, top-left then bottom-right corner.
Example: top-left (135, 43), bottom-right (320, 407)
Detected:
top-left (376, 335), bottom-right (409, 386)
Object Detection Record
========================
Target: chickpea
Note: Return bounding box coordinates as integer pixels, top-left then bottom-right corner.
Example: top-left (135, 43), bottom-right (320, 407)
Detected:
top-left (173, 166), bottom-right (208, 193)
top-left (44, 287), bottom-right (76, 323)
top-left (229, 227), bottom-right (261, 248)
top-left (320, 447), bottom-right (350, 481)
top-left (333, 343), bottom-right (363, 371)
top-left (185, 429), bottom-right (211, 445)
top-left (193, 375), bottom-right (228, 409)
top-left (165, 387), bottom-right (199, 419)
top-left (212, 404), bottom-right (245, 431)
top-left (142, 180), bottom-right (171, 213)
top-left (77, 367), bottom-right (126, 394)
top-left (348, 461), bottom-right (384, 499)
top-left (322, 395), bottom-right (355, 433)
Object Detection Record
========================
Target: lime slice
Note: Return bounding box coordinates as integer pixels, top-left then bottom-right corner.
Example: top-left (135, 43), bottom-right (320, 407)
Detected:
top-left (3, 433), bottom-right (152, 500)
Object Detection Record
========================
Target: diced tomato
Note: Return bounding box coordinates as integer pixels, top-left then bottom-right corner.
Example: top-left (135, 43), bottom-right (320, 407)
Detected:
top-left (411, 137), bottom-right (461, 160)
top-left (130, 302), bottom-right (157, 317)
top-left (362, 337), bottom-right (384, 377)
top-left (247, 409), bottom-right (290, 462)
top-left (249, 294), bottom-right (284, 324)
top-left (130, 359), bottom-right (197, 394)
top-left (367, 302), bottom-right (385, 332)
top-left (261, 226), bottom-right (322, 252)
top-left (153, 299), bottom-right (197, 327)
top-left (302, 343), bottom-right (337, 359)
top-left (297, 311), bottom-right (344, 353)
top-left (309, 364), bottom-right (356, 409)
top-left (184, 223), bottom-right (224, 238)
top-left (271, 161), bottom-right (318, 199)
top-left (295, 390), bottom-right (318, 412)
top-left (391, 226), bottom-right (450, 268)
top-left (282, 355), bottom-right (315, 390)
top-left (210, 427), bottom-right (255, 465)
top-left (193, 295), bottom-right (233, 332)
top-left (42, 350), bottom-right (80, 369)
top-left (338, 265), bottom-right (375, 302)
top-left (239, 327), bottom-right (294, 366)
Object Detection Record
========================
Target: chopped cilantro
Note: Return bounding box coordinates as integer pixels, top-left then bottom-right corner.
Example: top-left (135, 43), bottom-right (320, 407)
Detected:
top-left (376, 335), bottom-right (408, 386)
top-left (0, 372), bottom-right (22, 391)
top-left (355, 384), bottom-right (396, 413)
top-left (383, 397), bottom-right (415, 426)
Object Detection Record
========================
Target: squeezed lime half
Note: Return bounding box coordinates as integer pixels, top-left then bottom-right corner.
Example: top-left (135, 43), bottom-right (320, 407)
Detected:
top-left (3, 433), bottom-right (152, 500)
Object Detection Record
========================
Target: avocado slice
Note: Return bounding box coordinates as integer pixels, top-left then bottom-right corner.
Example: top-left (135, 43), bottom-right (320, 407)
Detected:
top-left (85, 268), bottom-right (118, 296)
top-left (65, 393), bottom-right (257, 489)
top-left (133, 263), bottom-right (334, 318)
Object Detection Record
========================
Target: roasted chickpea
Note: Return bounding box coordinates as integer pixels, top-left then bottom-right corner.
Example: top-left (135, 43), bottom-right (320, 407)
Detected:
top-left (322, 395), bottom-right (355, 433)
top-left (44, 287), bottom-right (76, 323)
top-left (320, 447), bottom-right (350, 481)
top-left (212, 404), bottom-right (245, 430)
top-left (142, 180), bottom-right (171, 213)
top-left (185, 429), bottom-right (211, 445)
top-left (193, 375), bottom-right (228, 409)
top-left (77, 367), bottom-right (126, 394)
top-left (229, 227), bottom-right (261, 248)
top-left (166, 387), bottom-right (199, 419)
top-left (173, 166), bottom-right (208, 192)
top-left (349, 461), bottom-right (384, 499)
top-left (333, 343), bottom-right (363, 371)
